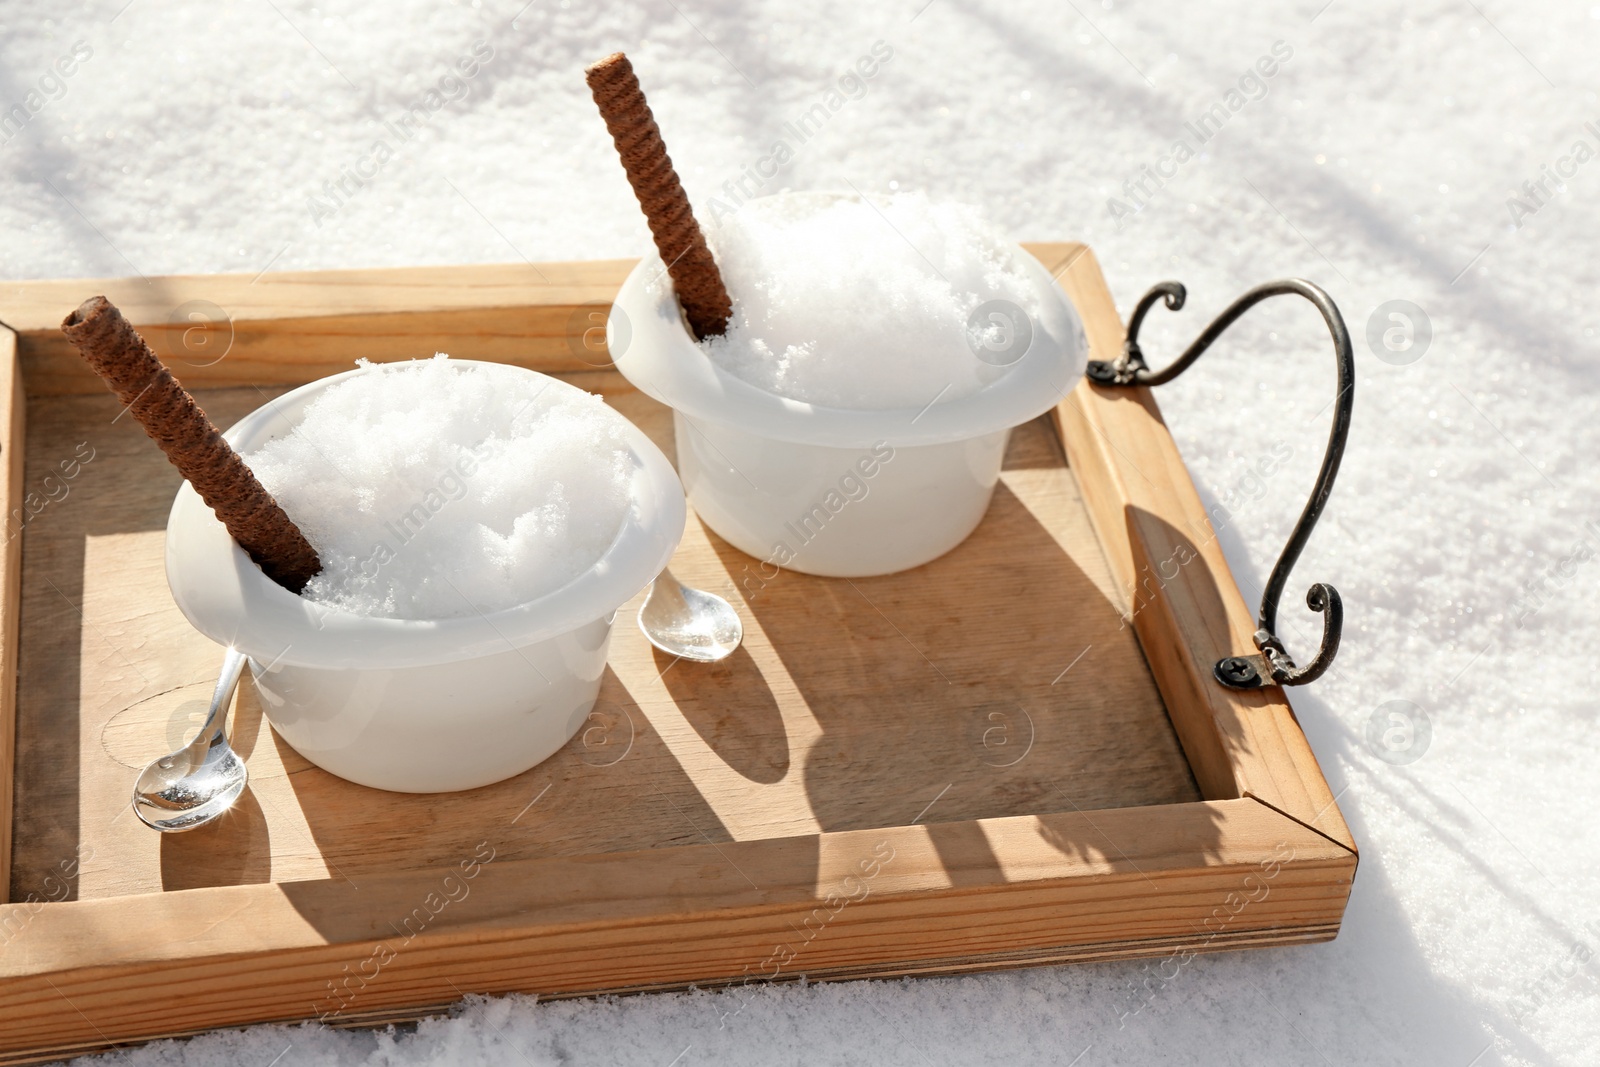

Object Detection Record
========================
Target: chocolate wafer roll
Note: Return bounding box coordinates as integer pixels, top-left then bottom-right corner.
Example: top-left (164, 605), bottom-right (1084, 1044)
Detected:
top-left (61, 296), bottom-right (321, 593)
top-left (586, 51), bottom-right (733, 340)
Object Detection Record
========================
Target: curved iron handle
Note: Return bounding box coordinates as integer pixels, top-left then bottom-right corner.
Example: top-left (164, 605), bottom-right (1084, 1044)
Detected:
top-left (1085, 279), bottom-right (1353, 689)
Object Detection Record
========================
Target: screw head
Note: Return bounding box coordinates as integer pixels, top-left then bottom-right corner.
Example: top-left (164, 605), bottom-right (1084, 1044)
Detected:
top-left (1086, 360), bottom-right (1118, 383)
top-left (1215, 656), bottom-right (1261, 687)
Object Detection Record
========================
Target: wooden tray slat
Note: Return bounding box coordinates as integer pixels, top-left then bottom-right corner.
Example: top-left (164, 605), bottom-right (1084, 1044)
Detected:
top-left (0, 261), bottom-right (633, 396)
top-left (3, 800), bottom-right (1347, 1057)
top-left (0, 325), bottom-right (21, 901)
top-left (1048, 246), bottom-right (1351, 850)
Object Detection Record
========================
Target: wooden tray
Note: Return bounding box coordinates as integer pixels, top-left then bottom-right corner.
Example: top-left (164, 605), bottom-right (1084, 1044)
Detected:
top-left (0, 245), bottom-right (1355, 1064)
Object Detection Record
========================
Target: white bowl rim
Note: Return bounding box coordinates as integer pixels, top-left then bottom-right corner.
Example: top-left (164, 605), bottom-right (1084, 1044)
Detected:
top-left (164, 360), bottom-right (686, 670)
top-left (609, 194), bottom-right (1089, 448)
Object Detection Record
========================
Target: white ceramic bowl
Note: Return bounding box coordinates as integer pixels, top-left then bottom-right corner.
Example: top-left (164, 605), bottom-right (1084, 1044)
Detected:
top-left (165, 362), bottom-right (685, 793)
top-left (609, 199), bottom-right (1088, 577)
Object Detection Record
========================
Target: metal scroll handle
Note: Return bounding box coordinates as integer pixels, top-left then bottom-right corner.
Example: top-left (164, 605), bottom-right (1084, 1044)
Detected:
top-left (1085, 279), bottom-right (1353, 690)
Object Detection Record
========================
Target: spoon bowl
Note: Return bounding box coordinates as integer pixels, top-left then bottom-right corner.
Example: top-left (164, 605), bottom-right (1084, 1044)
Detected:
top-left (133, 648), bottom-right (249, 832)
top-left (638, 568), bottom-right (743, 662)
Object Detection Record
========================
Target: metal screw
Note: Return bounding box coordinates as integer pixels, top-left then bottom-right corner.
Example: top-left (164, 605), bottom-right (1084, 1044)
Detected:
top-left (1215, 656), bottom-right (1261, 688)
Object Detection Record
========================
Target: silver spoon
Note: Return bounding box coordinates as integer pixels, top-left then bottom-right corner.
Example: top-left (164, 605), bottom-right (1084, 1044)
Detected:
top-left (132, 648), bottom-right (249, 833)
top-left (638, 567), bottom-right (743, 662)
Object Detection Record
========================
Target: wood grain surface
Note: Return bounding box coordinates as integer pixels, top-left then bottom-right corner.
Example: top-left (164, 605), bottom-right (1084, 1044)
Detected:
top-left (0, 328), bottom-right (22, 904)
top-left (2, 799), bottom-right (1349, 1062)
top-left (1040, 244), bottom-right (1352, 851)
top-left (8, 378), bottom-right (1197, 901)
top-left (0, 246), bottom-right (1353, 1064)
top-left (0, 260), bottom-right (633, 396)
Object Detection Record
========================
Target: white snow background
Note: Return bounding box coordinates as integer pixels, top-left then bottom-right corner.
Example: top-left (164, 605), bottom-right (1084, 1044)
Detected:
top-left (3, 0), bottom-right (1599, 1064)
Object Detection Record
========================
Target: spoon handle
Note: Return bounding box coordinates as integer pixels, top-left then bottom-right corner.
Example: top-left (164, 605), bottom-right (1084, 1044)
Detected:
top-left (194, 648), bottom-right (248, 750)
top-left (651, 567), bottom-right (691, 614)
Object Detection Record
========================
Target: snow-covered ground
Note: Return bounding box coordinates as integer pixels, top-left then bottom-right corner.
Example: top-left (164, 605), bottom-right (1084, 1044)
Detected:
top-left (4, 0), bottom-right (1598, 1063)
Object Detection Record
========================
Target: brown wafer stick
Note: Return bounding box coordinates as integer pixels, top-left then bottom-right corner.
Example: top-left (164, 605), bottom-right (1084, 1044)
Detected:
top-left (61, 296), bottom-right (321, 594)
top-left (586, 51), bottom-right (733, 340)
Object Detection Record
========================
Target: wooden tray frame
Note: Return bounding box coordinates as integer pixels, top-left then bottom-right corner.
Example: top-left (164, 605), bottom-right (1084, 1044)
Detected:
top-left (0, 244), bottom-right (1355, 1063)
